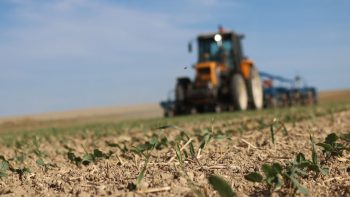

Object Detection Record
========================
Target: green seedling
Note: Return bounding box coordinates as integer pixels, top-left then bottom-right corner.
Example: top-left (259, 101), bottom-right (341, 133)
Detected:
top-left (15, 140), bottom-right (25, 150)
top-left (33, 137), bottom-right (56, 171)
top-left (132, 137), bottom-right (160, 189)
top-left (0, 156), bottom-right (10, 178)
top-left (132, 139), bottom-right (157, 156)
top-left (132, 136), bottom-right (168, 156)
top-left (136, 154), bottom-right (150, 189)
top-left (62, 144), bottom-right (76, 153)
top-left (284, 154), bottom-right (310, 195)
top-left (238, 122), bottom-right (248, 136)
top-left (270, 124), bottom-right (275, 145)
top-left (245, 162), bottom-right (308, 195)
top-left (156, 125), bottom-right (178, 130)
top-left (12, 153), bottom-right (26, 164)
top-left (176, 132), bottom-right (196, 159)
top-left (67, 151), bottom-right (83, 165)
top-left (208, 175), bottom-right (236, 197)
top-left (340, 132), bottom-right (350, 142)
top-left (105, 141), bottom-right (129, 153)
top-left (12, 167), bottom-right (31, 179)
top-left (317, 133), bottom-right (350, 159)
top-left (174, 142), bottom-right (205, 197)
top-left (261, 163), bottom-right (284, 190)
top-left (33, 137), bottom-right (45, 159)
top-left (68, 148), bottom-right (111, 166)
top-left (149, 134), bottom-right (169, 150)
top-left (175, 143), bottom-right (184, 165)
top-left (269, 118), bottom-right (288, 144)
top-left (212, 130), bottom-right (228, 140)
top-left (83, 149), bottom-right (111, 164)
top-left (0, 155), bottom-right (31, 179)
top-left (199, 130), bottom-right (212, 150)
top-left (341, 132), bottom-right (350, 143)
top-left (310, 135), bottom-right (329, 176)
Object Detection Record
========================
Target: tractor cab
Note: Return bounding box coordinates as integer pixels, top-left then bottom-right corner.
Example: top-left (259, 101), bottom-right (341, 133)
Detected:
top-left (190, 30), bottom-right (246, 88)
top-left (196, 31), bottom-right (244, 69)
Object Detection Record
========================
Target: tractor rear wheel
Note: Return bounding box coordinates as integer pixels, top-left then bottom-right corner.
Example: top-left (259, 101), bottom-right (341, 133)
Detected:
top-left (231, 74), bottom-right (248, 111)
top-left (247, 66), bottom-right (263, 109)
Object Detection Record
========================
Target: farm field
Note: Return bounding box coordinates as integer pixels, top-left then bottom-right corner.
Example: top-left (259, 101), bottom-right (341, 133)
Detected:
top-left (0, 89), bottom-right (349, 134)
top-left (0, 90), bottom-right (350, 196)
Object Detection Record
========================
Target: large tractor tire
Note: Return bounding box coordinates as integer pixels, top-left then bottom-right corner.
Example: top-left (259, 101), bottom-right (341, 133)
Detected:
top-left (175, 83), bottom-right (185, 102)
top-left (175, 78), bottom-right (191, 103)
top-left (231, 74), bottom-right (248, 111)
top-left (175, 78), bottom-right (191, 115)
top-left (247, 66), bottom-right (264, 109)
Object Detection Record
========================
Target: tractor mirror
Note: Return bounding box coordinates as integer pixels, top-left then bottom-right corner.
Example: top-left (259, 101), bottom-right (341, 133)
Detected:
top-left (188, 42), bottom-right (192, 53)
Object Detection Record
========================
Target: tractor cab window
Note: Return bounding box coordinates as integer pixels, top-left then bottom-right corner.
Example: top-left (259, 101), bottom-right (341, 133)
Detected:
top-left (198, 37), bottom-right (234, 67)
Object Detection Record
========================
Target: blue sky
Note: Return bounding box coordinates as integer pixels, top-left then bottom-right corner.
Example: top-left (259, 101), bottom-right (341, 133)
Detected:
top-left (0, 0), bottom-right (349, 116)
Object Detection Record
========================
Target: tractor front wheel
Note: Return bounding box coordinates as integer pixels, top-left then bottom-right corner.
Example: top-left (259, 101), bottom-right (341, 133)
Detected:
top-left (231, 74), bottom-right (248, 111)
top-left (247, 66), bottom-right (264, 109)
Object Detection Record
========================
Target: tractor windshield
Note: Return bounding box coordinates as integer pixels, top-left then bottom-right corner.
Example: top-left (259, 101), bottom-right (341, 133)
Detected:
top-left (198, 37), bottom-right (234, 66)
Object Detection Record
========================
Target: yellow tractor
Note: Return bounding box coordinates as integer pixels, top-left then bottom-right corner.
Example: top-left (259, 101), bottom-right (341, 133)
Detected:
top-left (168, 27), bottom-right (263, 115)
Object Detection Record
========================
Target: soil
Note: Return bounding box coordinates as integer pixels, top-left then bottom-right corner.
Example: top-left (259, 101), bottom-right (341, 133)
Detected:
top-left (0, 108), bottom-right (349, 196)
top-left (0, 104), bottom-right (162, 133)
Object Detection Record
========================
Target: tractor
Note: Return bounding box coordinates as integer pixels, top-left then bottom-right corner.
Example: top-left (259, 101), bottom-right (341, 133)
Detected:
top-left (170, 27), bottom-right (264, 116)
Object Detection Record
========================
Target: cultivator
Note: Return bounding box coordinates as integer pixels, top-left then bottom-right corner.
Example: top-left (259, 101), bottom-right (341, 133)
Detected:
top-left (260, 72), bottom-right (318, 108)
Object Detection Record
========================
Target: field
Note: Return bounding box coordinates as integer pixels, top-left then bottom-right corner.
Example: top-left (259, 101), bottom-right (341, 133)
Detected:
top-left (0, 90), bottom-right (350, 196)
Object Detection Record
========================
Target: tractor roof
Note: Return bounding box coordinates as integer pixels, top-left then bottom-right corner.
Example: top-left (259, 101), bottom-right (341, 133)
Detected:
top-left (197, 31), bottom-right (243, 40)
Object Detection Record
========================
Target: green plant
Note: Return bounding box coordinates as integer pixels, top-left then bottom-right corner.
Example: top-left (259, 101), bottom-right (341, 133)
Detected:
top-left (199, 129), bottom-right (212, 150)
top-left (269, 118), bottom-right (288, 144)
top-left (131, 137), bottom-right (159, 156)
top-left (0, 155), bottom-right (31, 179)
top-left (208, 175), bottom-right (236, 197)
top-left (33, 137), bottom-right (45, 159)
top-left (12, 167), bottom-right (31, 179)
top-left (309, 135), bottom-right (329, 176)
top-left (245, 135), bottom-right (332, 196)
top-left (341, 132), bottom-right (350, 143)
top-left (176, 132), bottom-right (196, 159)
top-left (317, 133), bottom-right (350, 159)
top-left (11, 153), bottom-right (26, 164)
top-left (68, 148), bottom-right (111, 166)
top-left (33, 137), bottom-right (56, 171)
top-left (245, 162), bottom-right (308, 195)
top-left (67, 151), bottom-right (83, 165)
top-left (175, 143), bottom-right (184, 165)
top-left (132, 137), bottom-right (159, 189)
top-left (136, 154), bottom-right (150, 189)
top-left (174, 141), bottom-right (205, 197)
top-left (0, 155), bottom-right (9, 178)
top-left (105, 141), bottom-right (129, 153)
